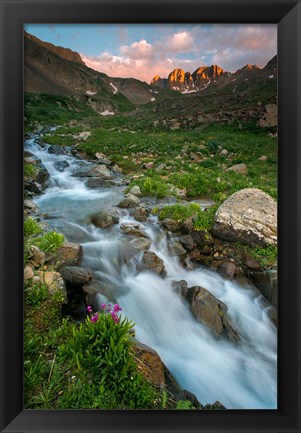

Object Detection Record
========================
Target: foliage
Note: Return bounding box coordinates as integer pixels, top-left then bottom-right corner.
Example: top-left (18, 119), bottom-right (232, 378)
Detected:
top-left (24, 163), bottom-right (36, 177)
top-left (35, 231), bottom-right (65, 253)
top-left (128, 176), bottom-right (169, 198)
top-left (158, 203), bottom-right (201, 223)
top-left (244, 244), bottom-right (277, 268)
top-left (24, 217), bottom-right (43, 238)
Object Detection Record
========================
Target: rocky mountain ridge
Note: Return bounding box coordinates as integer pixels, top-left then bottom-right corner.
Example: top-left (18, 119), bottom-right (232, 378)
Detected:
top-left (151, 60), bottom-right (275, 94)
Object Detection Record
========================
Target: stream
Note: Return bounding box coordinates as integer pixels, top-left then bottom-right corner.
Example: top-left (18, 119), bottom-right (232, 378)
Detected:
top-left (25, 133), bottom-right (277, 409)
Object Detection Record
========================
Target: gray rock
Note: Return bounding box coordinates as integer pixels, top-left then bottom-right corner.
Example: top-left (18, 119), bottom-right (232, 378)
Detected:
top-left (90, 210), bottom-right (120, 228)
top-left (249, 269), bottom-right (278, 308)
top-left (212, 188), bottom-right (277, 247)
top-left (217, 261), bottom-right (236, 279)
top-left (187, 286), bottom-right (239, 341)
top-left (85, 178), bottom-right (115, 188)
top-left (57, 242), bottom-right (83, 267)
top-left (61, 266), bottom-right (92, 286)
top-left (54, 160), bottom-right (69, 172)
top-left (73, 164), bottom-right (114, 180)
top-left (120, 222), bottom-right (148, 238)
top-left (172, 280), bottom-right (188, 297)
top-left (168, 240), bottom-right (187, 257)
top-left (162, 218), bottom-right (179, 232)
top-left (178, 235), bottom-right (194, 252)
top-left (117, 194), bottom-right (140, 209)
top-left (138, 251), bottom-right (166, 277)
top-left (130, 207), bottom-right (149, 222)
top-left (48, 145), bottom-right (66, 155)
top-left (226, 163), bottom-right (247, 174)
top-left (130, 237), bottom-right (152, 251)
top-left (128, 185), bottom-right (142, 197)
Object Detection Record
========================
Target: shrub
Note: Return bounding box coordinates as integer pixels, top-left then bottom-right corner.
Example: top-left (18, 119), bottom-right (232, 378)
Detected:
top-left (24, 163), bottom-right (36, 177)
top-left (158, 203), bottom-right (201, 223)
top-left (129, 176), bottom-right (169, 198)
top-left (24, 217), bottom-right (43, 238)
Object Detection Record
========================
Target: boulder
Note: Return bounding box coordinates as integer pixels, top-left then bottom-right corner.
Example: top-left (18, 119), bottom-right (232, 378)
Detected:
top-left (226, 163), bottom-right (248, 174)
top-left (178, 235), bottom-right (194, 252)
top-left (162, 218), bottom-right (179, 232)
top-left (212, 188), bottom-right (277, 247)
top-left (73, 164), bottom-right (113, 180)
top-left (28, 246), bottom-right (46, 268)
top-left (167, 240), bottom-right (187, 258)
top-left (54, 160), bottom-right (69, 172)
top-left (90, 210), bottom-right (119, 228)
top-left (259, 103), bottom-right (277, 128)
top-left (57, 242), bottom-right (83, 267)
top-left (120, 223), bottom-right (147, 238)
top-left (117, 194), bottom-right (140, 209)
top-left (172, 280), bottom-right (189, 298)
top-left (61, 266), bottom-right (92, 286)
top-left (128, 185), bottom-right (142, 197)
top-left (217, 260), bottom-right (236, 279)
top-left (241, 253), bottom-right (261, 270)
top-left (48, 145), bottom-right (65, 155)
top-left (24, 199), bottom-right (37, 211)
top-left (131, 340), bottom-right (165, 387)
top-left (130, 207), bottom-right (149, 222)
top-left (37, 271), bottom-right (67, 300)
top-left (202, 401), bottom-right (226, 410)
top-left (24, 266), bottom-right (34, 281)
top-left (180, 218), bottom-right (194, 234)
top-left (138, 251), bottom-right (166, 277)
top-left (249, 269), bottom-right (278, 308)
top-left (85, 178), bottom-right (115, 188)
top-left (187, 286), bottom-right (239, 341)
top-left (130, 237), bottom-right (152, 251)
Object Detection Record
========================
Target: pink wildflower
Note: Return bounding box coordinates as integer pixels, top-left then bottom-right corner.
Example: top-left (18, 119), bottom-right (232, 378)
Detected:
top-left (87, 305), bottom-right (92, 313)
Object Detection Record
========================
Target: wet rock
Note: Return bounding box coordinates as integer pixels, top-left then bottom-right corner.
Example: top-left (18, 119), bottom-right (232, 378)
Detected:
top-left (212, 188), bottom-right (277, 247)
top-left (61, 266), bottom-right (92, 286)
top-left (24, 266), bottom-right (34, 281)
top-left (130, 207), bottom-right (149, 222)
top-left (167, 240), bottom-right (187, 258)
top-left (28, 246), bottom-right (46, 268)
top-left (172, 280), bottom-right (189, 297)
top-left (57, 242), bottom-right (83, 267)
top-left (90, 210), bottom-right (119, 228)
top-left (175, 390), bottom-right (201, 408)
top-left (24, 180), bottom-right (43, 195)
top-left (178, 235), bottom-right (194, 252)
top-left (138, 251), bottom-right (166, 277)
top-left (120, 222), bottom-right (148, 238)
top-left (73, 164), bottom-right (114, 180)
top-left (191, 229), bottom-right (213, 246)
top-left (54, 160), bottom-right (69, 172)
top-left (226, 163), bottom-right (247, 174)
top-left (117, 194), bottom-right (140, 209)
top-left (128, 185), bottom-right (142, 197)
top-left (85, 178), bottom-right (115, 188)
top-left (187, 286), bottom-right (239, 341)
top-left (249, 269), bottom-right (278, 308)
top-left (217, 260), bottom-right (236, 279)
top-left (129, 237), bottom-right (152, 251)
top-left (48, 145), bottom-right (66, 155)
top-left (162, 218), bottom-right (179, 232)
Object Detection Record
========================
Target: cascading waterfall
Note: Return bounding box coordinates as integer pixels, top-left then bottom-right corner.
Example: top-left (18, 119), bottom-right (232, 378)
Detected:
top-left (25, 135), bottom-right (277, 409)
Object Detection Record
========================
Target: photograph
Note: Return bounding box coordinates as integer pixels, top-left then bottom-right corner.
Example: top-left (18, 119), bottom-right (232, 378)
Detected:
top-left (23, 23), bottom-right (278, 411)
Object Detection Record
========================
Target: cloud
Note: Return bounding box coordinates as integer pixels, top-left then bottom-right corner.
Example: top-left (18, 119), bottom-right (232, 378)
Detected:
top-left (120, 39), bottom-right (154, 60)
top-left (167, 31), bottom-right (194, 52)
top-left (82, 24), bottom-right (277, 82)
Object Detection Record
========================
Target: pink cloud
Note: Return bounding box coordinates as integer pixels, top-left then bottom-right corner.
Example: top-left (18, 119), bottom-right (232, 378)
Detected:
top-left (167, 32), bottom-right (194, 52)
top-left (120, 39), bottom-right (153, 60)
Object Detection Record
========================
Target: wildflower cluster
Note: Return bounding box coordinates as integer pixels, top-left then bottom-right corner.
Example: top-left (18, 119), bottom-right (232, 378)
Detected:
top-left (86, 303), bottom-right (122, 324)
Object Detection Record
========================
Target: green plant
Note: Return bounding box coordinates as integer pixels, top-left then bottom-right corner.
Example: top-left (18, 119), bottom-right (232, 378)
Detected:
top-left (24, 217), bottom-right (43, 238)
top-left (176, 400), bottom-right (195, 409)
top-left (158, 203), bottom-right (201, 223)
top-left (36, 231), bottom-right (65, 253)
top-left (25, 283), bottom-right (49, 307)
top-left (24, 163), bottom-right (36, 177)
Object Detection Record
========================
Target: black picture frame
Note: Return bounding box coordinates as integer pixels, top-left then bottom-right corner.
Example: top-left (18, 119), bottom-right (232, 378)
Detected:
top-left (0, 0), bottom-right (300, 432)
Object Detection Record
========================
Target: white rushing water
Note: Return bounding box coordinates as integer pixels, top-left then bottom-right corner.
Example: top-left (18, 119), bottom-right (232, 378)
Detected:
top-left (25, 136), bottom-right (277, 409)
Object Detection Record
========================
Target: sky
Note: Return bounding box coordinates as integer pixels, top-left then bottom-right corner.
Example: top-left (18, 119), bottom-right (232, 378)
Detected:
top-left (24, 24), bottom-right (277, 83)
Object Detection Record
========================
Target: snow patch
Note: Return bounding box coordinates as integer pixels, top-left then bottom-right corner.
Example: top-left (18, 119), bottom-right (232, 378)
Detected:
top-left (86, 90), bottom-right (97, 96)
top-left (100, 110), bottom-right (115, 116)
top-left (200, 80), bottom-right (211, 91)
top-left (269, 75), bottom-right (274, 79)
top-left (182, 89), bottom-right (198, 94)
top-left (150, 97), bottom-right (156, 102)
top-left (110, 82), bottom-right (118, 94)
